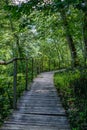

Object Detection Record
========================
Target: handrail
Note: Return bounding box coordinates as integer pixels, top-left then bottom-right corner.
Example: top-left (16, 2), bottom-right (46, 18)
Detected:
top-left (0, 60), bottom-right (7, 65)
top-left (0, 57), bottom-right (67, 110)
top-left (0, 57), bottom-right (29, 109)
top-left (0, 58), bottom-right (26, 65)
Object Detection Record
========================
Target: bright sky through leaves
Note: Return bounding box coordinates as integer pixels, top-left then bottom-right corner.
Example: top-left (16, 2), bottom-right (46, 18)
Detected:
top-left (12, 0), bottom-right (29, 5)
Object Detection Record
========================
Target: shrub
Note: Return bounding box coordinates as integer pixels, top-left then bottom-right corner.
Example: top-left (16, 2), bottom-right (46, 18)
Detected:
top-left (54, 68), bottom-right (87, 130)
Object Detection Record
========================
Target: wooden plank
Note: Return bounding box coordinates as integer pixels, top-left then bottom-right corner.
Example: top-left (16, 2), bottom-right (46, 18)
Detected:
top-left (0, 72), bottom-right (70, 130)
top-left (18, 102), bottom-right (62, 107)
top-left (19, 106), bottom-right (65, 114)
top-left (4, 113), bottom-right (69, 126)
top-left (1, 124), bottom-right (70, 130)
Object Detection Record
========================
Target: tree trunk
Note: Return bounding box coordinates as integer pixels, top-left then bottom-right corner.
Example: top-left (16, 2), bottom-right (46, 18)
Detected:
top-left (9, 15), bottom-right (22, 57)
top-left (54, 42), bottom-right (61, 68)
top-left (5, 1), bottom-right (22, 58)
top-left (83, 2), bottom-right (87, 64)
top-left (60, 10), bottom-right (78, 67)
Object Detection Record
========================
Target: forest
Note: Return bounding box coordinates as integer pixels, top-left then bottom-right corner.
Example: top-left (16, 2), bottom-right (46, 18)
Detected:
top-left (0, 0), bottom-right (87, 130)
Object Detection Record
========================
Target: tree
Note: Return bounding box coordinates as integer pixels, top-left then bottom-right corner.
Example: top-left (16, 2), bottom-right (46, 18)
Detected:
top-left (60, 9), bottom-right (78, 67)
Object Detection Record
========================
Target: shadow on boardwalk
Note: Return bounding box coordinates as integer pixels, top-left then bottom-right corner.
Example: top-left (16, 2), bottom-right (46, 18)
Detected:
top-left (0, 71), bottom-right (70, 130)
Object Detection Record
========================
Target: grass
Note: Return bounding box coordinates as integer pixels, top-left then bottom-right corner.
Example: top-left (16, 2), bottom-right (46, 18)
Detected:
top-left (54, 68), bottom-right (87, 130)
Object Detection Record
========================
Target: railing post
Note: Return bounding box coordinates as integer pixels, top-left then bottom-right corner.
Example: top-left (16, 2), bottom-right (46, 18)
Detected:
top-left (37, 59), bottom-right (40, 74)
top-left (41, 58), bottom-right (43, 72)
top-left (49, 59), bottom-right (50, 71)
top-left (25, 59), bottom-right (28, 90)
top-left (13, 59), bottom-right (17, 109)
top-left (37, 62), bottom-right (39, 74)
top-left (31, 58), bottom-right (34, 81)
top-left (54, 60), bottom-right (55, 70)
top-left (39, 59), bottom-right (41, 73)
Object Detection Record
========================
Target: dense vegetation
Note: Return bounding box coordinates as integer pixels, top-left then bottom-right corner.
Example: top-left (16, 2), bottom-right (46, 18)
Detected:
top-left (0, 0), bottom-right (87, 129)
top-left (54, 68), bottom-right (87, 130)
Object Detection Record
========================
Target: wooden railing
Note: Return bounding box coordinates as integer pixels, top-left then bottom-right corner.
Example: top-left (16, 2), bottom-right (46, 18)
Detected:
top-left (0, 58), bottom-right (30, 109)
top-left (0, 57), bottom-right (68, 109)
top-left (0, 57), bottom-right (44, 109)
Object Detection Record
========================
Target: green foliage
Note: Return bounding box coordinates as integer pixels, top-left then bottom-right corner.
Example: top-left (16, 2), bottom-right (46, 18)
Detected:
top-left (54, 69), bottom-right (87, 130)
top-left (0, 75), bottom-right (13, 125)
top-left (0, 62), bottom-right (27, 125)
top-left (0, 0), bottom-right (87, 128)
top-left (0, 1), bottom-right (86, 66)
top-left (0, 58), bottom-right (55, 125)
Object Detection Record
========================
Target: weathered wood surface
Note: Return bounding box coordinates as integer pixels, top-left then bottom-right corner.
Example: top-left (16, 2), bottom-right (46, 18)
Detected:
top-left (0, 72), bottom-right (71, 130)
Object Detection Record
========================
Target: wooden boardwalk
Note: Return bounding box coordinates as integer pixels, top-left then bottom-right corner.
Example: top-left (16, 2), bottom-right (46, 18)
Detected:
top-left (0, 72), bottom-right (70, 130)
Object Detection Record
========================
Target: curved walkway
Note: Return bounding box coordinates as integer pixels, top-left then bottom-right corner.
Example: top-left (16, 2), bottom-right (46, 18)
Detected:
top-left (0, 72), bottom-right (70, 130)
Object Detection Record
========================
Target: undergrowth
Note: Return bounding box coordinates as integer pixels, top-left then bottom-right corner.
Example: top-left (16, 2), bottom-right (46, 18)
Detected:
top-left (54, 68), bottom-right (87, 130)
top-left (0, 73), bottom-right (25, 126)
top-left (0, 60), bottom-right (39, 126)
